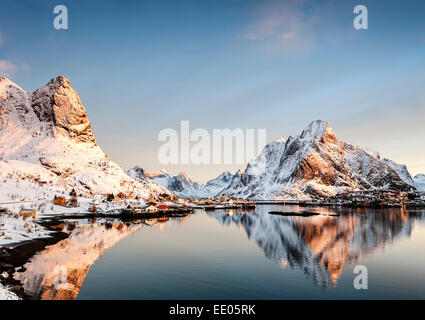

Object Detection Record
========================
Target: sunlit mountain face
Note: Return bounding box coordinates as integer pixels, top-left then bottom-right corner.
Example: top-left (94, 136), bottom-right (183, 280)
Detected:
top-left (14, 219), bottom-right (143, 300)
top-left (206, 206), bottom-right (422, 289)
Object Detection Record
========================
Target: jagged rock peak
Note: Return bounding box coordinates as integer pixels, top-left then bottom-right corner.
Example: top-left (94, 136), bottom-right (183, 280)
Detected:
top-left (300, 120), bottom-right (338, 144)
top-left (216, 171), bottom-right (232, 179)
top-left (177, 172), bottom-right (192, 182)
top-left (31, 75), bottom-right (97, 144)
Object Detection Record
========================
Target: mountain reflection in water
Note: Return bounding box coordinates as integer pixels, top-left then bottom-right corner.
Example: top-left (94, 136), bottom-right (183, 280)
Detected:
top-left (14, 219), bottom-right (143, 300)
top-left (12, 206), bottom-right (425, 299)
top-left (207, 206), bottom-right (423, 289)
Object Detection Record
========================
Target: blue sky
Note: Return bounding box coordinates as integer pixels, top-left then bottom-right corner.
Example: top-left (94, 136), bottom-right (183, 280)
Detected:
top-left (1, 0), bottom-right (425, 182)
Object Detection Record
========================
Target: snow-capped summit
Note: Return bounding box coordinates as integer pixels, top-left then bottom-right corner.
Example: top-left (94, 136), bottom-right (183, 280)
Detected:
top-left (0, 76), bottom-right (167, 198)
top-left (300, 119), bottom-right (338, 145)
top-left (222, 120), bottom-right (415, 200)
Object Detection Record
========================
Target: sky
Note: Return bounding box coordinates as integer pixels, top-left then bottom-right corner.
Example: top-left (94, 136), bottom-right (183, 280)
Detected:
top-left (1, 0), bottom-right (425, 183)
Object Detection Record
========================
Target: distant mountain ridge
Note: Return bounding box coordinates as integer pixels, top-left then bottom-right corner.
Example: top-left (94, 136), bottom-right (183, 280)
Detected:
top-left (127, 166), bottom-right (237, 198)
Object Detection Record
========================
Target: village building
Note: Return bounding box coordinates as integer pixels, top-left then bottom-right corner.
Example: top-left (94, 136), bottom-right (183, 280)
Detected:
top-left (157, 205), bottom-right (169, 212)
top-left (145, 205), bottom-right (158, 213)
top-left (143, 219), bottom-right (157, 226)
top-left (19, 209), bottom-right (36, 218)
top-left (54, 195), bottom-right (67, 206)
top-left (157, 217), bottom-right (169, 223)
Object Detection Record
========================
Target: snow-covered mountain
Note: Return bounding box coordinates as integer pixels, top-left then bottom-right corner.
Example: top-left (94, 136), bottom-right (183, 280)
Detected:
top-left (204, 171), bottom-right (235, 195)
top-left (127, 166), bottom-right (236, 198)
top-left (129, 120), bottom-right (417, 200)
top-left (0, 76), bottom-right (167, 199)
top-left (413, 174), bottom-right (425, 191)
top-left (127, 167), bottom-right (205, 198)
top-left (221, 120), bottom-right (415, 200)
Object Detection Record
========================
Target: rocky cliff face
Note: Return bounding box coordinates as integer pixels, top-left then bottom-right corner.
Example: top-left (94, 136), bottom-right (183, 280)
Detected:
top-left (222, 120), bottom-right (415, 200)
top-left (31, 76), bottom-right (96, 144)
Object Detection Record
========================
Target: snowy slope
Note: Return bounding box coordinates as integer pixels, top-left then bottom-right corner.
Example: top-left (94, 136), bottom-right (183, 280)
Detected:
top-left (382, 158), bottom-right (416, 187)
top-left (222, 120), bottom-right (415, 200)
top-left (0, 283), bottom-right (20, 300)
top-left (0, 209), bottom-right (52, 245)
top-left (127, 166), bottom-right (236, 198)
top-left (204, 171), bottom-right (234, 196)
top-left (0, 76), bottom-right (167, 199)
top-left (413, 174), bottom-right (425, 191)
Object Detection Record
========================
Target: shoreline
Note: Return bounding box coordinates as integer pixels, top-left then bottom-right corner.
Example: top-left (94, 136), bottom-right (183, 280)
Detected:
top-left (0, 219), bottom-right (69, 300)
top-left (0, 210), bottom-right (196, 299)
top-left (1, 201), bottom-right (424, 300)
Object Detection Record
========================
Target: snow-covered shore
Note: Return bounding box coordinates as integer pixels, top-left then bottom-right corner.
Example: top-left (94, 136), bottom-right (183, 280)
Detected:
top-left (0, 195), bottom-right (145, 246)
top-left (0, 282), bottom-right (20, 300)
top-left (0, 210), bottom-right (52, 246)
top-left (0, 179), bottom-right (149, 300)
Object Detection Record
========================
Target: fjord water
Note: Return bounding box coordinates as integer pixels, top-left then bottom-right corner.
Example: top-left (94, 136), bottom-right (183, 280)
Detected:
top-left (16, 205), bottom-right (425, 299)
top-left (77, 205), bottom-right (425, 299)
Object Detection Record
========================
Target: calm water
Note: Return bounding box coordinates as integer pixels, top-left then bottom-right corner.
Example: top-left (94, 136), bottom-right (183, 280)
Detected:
top-left (15, 205), bottom-right (425, 299)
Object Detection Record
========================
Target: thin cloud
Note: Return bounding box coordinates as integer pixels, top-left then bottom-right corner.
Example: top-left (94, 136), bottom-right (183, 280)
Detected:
top-left (279, 32), bottom-right (297, 40)
top-left (0, 60), bottom-right (20, 77)
top-left (242, 1), bottom-right (319, 54)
